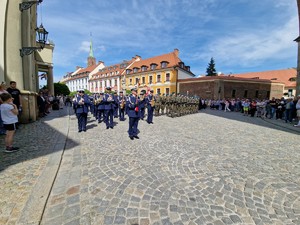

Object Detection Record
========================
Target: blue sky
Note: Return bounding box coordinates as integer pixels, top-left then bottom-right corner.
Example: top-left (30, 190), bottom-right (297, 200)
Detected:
top-left (40, 0), bottom-right (298, 82)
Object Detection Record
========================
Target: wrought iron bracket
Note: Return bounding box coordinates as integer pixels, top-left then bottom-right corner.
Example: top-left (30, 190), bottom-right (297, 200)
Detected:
top-left (19, 0), bottom-right (43, 12)
top-left (20, 47), bottom-right (42, 57)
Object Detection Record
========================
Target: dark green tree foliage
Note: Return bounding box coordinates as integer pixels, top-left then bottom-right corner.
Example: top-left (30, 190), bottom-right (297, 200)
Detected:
top-left (54, 82), bottom-right (70, 96)
top-left (206, 57), bottom-right (217, 76)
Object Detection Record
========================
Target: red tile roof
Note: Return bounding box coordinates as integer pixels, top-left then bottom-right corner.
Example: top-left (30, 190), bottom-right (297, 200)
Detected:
top-left (89, 59), bottom-right (136, 81)
top-left (232, 68), bottom-right (297, 88)
top-left (178, 75), bottom-right (283, 84)
top-left (126, 49), bottom-right (192, 74)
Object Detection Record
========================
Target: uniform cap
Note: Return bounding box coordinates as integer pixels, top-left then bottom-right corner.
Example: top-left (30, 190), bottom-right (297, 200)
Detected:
top-left (131, 88), bottom-right (137, 92)
top-left (106, 86), bottom-right (111, 90)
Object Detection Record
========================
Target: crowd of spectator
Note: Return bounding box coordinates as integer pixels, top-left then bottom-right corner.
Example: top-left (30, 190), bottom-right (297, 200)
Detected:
top-left (199, 96), bottom-right (300, 127)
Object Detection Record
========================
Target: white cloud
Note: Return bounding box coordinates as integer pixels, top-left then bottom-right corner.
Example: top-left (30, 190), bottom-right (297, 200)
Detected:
top-left (78, 41), bottom-right (90, 53)
top-left (191, 14), bottom-right (298, 68)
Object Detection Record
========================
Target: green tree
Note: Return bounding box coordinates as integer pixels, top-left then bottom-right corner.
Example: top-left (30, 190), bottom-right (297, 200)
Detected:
top-left (54, 82), bottom-right (70, 96)
top-left (206, 57), bottom-right (217, 76)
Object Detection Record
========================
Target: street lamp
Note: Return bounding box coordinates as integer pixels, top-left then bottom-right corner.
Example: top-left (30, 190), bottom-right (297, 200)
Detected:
top-left (19, 0), bottom-right (43, 12)
top-left (20, 23), bottom-right (48, 57)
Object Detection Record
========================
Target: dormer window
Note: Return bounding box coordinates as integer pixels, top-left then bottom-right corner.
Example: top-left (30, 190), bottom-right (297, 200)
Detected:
top-left (150, 63), bottom-right (158, 70)
top-left (289, 77), bottom-right (296, 82)
top-left (178, 62), bottom-right (184, 68)
top-left (161, 61), bottom-right (169, 69)
top-left (141, 65), bottom-right (148, 72)
top-left (126, 69), bottom-right (132, 75)
top-left (186, 66), bottom-right (190, 72)
top-left (133, 67), bottom-right (140, 73)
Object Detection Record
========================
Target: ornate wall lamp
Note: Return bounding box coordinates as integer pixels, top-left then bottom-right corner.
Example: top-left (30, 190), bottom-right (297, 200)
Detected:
top-left (19, 0), bottom-right (49, 57)
top-left (19, 0), bottom-right (43, 12)
top-left (20, 23), bottom-right (48, 57)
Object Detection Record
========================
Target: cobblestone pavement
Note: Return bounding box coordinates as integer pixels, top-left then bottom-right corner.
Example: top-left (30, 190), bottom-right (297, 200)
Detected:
top-left (1, 107), bottom-right (300, 225)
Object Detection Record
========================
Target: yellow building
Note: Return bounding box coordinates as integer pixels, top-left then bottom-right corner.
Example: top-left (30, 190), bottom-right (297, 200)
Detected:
top-left (125, 49), bottom-right (195, 95)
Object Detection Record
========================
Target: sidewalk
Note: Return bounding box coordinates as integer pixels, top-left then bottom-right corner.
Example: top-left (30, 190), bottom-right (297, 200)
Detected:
top-left (0, 107), bottom-right (73, 225)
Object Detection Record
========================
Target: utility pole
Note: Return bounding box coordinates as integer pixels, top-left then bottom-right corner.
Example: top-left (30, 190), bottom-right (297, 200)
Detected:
top-left (295, 0), bottom-right (300, 96)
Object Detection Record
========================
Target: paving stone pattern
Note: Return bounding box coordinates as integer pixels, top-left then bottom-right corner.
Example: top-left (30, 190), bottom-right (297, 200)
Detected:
top-left (42, 109), bottom-right (300, 225)
top-left (1, 107), bottom-right (300, 225)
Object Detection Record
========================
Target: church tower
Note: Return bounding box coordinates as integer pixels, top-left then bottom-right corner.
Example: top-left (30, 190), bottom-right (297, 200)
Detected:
top-left (87, 37), bottom-right (96, 67)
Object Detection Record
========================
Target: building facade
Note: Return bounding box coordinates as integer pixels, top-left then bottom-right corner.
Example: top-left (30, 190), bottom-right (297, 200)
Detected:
top-left (178, 76), bottom-right (284, 100)
top-left (232, 68), bottom-right (297, 97)
top-left (125, 49), bottom-right (195, 95)
top-left (1, 0), bottom-right (54, 123)
top-left (89, 58), bottom-right (137, 93)
top-left (63, 48), bottom-right (195, 95)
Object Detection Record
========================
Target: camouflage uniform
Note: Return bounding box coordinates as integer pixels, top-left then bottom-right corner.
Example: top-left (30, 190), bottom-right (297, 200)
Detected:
top-left (154, 94), bottom-right (161, 116)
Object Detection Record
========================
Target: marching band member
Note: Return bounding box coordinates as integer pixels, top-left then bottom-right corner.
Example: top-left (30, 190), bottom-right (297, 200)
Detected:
top-left (73, 89), bottom-right (91, 132)
top-left (127, 88), bottom-right (141, 140)
top-left (96, 92), bottom-right (105, 123)
top-left (139, 92), bottom-right (146, 120)
top-left (113, 92), bottom-right (119, 118)
top-left (146, 90), bottom-right (155, 124)
top-left (103, 86), bottom-right (115, 129)
top-left (118, 91), bottom-right (126, 121)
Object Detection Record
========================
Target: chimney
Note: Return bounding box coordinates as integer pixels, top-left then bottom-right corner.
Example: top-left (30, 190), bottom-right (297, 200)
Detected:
top-left (76, 66), bottom-right (82, 70)
top-left (174, 48), bottom-right (179, 57)
top-left (98, 61), bottom-right (104, 64)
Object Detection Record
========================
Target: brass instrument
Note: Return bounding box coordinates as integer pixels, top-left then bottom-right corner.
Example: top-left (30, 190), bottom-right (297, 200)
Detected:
top-left (107, 94), bottom-right (113, 102)
top-left (150, 97), bottom-right (155, 107)
top-left (79, 97), bottom-right (84, 105)
top-left (120, 96), bottom-right (125, 109)
top-left (95, 95), bottom-right (104, 104)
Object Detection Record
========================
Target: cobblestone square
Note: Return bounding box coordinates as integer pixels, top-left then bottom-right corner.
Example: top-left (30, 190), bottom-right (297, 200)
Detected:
top-left (1, 108), bottom-right (299, 225)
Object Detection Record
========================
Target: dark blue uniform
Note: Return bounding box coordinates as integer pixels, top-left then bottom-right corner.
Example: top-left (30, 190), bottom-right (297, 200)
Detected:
top-left (103, 93), bottom-right (115, 129)
top-left (139, 94), bottom-right (146, 120)
top-left (73, 94), bottom-right (91, 132)
top-left (113, 94), bottom-right (119, 118)
top-left (146, 94), bottom-right (155, 124)
top-left (96, 94), bottom-right (105, 123)
top-left (127, 94), bottom-right (141, 139)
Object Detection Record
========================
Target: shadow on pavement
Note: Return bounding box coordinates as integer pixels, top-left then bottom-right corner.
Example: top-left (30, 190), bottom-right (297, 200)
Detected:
top-left (0, 107), bottom-right (80, 172)
top-left (201, 109), bottom-right (300, 135)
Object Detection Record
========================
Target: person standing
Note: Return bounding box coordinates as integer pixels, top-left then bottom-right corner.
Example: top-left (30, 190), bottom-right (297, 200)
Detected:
top-left (73, 89), bottom-right (90, 132)
top-left (37, 91), bottom-right (47, 117)
top-left (103, 87), bottom-right (115, 129)
top-left (0, 83), bottom-right (8, 135)
top-left (96, 92), bottom-right (105, 123)
top-left (294, 95), bottom-right (300, 127)
top-left (118, 91), bottom-right (126, 121)
top-left (127, 88), bottom-right (141, 140)
top-left (139, 92), bottom-right (146, 120)
top-left (0, 93), bottom-right (19, 152)
top-left (146, 90), bottom-right (155, 124)
top-left (6, 81), bottom-right (22, 117)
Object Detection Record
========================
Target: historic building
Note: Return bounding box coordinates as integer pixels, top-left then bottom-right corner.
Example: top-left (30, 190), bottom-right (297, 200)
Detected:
top-left (63, 48), bottom-right (195, 94)
top-left (1, 0), bottom-right (54, 123)
top-left (89, 57), bottom-right (138, 93)
top-left (232, 68), bottom-right (297, 97)
top-left (178, 76), bottom-right (285, 100)
top-left (125, 49), bottom-right (195, 95)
